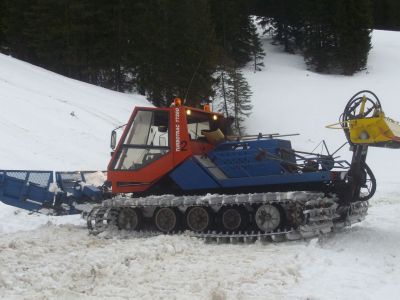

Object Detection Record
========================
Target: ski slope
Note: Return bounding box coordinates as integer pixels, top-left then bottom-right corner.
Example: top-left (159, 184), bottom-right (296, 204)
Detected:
top-left (0, 56), bottom-right (149, 170)
top-left (1, 30), bottom-right (400, 299)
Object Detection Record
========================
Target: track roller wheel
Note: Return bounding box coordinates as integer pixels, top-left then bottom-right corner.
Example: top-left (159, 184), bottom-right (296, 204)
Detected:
top-left (254, 204), bottom-right (282, 232)
top-left (117, 208), bottom-right (142, 231)
top-left (186, 206), bottom-right (213, 232)
top-left (154, 207), bottom-right (181, 233)
top-left (220, 206), bottom-right (249, 232)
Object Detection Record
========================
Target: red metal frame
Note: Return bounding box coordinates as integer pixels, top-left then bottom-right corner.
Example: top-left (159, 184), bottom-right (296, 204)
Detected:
top-left (107, 105), bottom-right (223, 194)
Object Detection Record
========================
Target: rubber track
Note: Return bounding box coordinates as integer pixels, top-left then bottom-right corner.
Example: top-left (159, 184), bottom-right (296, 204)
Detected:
top-left (86, 191), bottom-right (368, 242)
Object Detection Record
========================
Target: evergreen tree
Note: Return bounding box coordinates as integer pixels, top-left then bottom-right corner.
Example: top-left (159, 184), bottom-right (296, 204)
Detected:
top-left (226, 67), bottom-right (253, 135)
top-left (78, 0), bottom-right (132, 91)
top-left (106, 0), bottom-right (131, 91)
top-left (131, 0), bottom-right (217, 107)
top-left (372, 0), bottom-right (400, 30)
top-left (214, 58), bottom-right (232, 118)
top-left (0, 0), bottom-right (264, 104)
top-left (0, 0), bottom-right (4, 48)
top-left (333, 0), bottom-right (372, 75)
top-left (22, 0), bottom-right (69, 74)
top-left (209, 0), bottom-right (264, 68)
top-left (256, 0), bottom-right (372, 75)
top-left (66, 0), bottom-right (115, 85)
top-left (256, 0), bottom-right (304, 54)
top-left (302, 0), bottom-right (372, 75)
top-left (2, 0), bottom-right (36, 61)
top-left (302, 1), bottom-right (334, 73)
top-left (249, 21), bottom-right (265, 72)
top-left (2, 0), bottom-right (134, 89)
top-left (215, 64), bottom-right (252, 135)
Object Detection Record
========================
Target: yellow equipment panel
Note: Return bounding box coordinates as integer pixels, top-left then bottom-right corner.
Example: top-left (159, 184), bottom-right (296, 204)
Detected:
top-left (348, 112), bottom-right (400, 148)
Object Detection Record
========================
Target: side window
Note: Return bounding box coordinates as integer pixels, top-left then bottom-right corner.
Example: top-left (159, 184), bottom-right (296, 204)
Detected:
top-left (188, 121), bottom-right (210, 140)
top-left (124, 110), bottom-right (153, 145)
top-left (113, 110), bottom-right (170, 170)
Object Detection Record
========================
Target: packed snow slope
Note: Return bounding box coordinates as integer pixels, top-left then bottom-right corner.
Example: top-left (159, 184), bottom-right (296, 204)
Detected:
top-left (0, 57), bottom-right (149, 170)
top-left (1, 30), bottom-right (400, 300)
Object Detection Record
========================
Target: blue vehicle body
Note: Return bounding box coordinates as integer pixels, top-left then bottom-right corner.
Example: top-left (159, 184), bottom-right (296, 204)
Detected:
top-left (0, 139), bottom-right (344, 214)
top-left (170, 138), bottom-right (335, 192)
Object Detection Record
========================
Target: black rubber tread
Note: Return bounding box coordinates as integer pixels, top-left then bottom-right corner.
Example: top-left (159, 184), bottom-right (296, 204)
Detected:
top-left (87, 191), bottom-right (346, 238)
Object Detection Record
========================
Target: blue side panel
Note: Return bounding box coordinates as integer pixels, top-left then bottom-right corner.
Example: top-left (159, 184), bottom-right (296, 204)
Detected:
top-left (208, 139), bottom-right (294, 178)
top-left (217, 171), bottom-right (332, 188)
top-left (170, 159), bottom-right (220, 190)
top-left (171, 138), bottom-right (332, 191)
top-left (0, 170), bottom-right (54, 211)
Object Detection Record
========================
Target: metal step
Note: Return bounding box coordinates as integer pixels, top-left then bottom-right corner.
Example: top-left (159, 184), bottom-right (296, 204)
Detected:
top-left (193, 155), bottom-right (228, 179)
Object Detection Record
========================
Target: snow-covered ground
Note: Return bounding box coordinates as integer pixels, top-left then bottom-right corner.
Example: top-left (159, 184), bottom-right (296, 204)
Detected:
top-left (1, 30), bottom-right (400, 299)
top-left (1, 198), bottom-right (399, 300)
top-left (0, 55), bottom-right (149, 170)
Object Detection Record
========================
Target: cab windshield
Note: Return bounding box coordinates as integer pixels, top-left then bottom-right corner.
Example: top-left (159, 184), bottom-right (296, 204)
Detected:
top-left (112, 110), bottom-right (170, 170)
top-left (186, 110), bottom-right (226, 141)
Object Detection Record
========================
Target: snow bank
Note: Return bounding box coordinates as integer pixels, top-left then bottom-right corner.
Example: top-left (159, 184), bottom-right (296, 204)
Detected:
top-left (0, 201), bottom-right (83, 234)
top-left (0, 203), bottom-right (399, 299)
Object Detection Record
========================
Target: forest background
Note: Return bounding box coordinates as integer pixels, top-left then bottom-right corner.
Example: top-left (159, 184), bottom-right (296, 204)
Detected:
top-left (0, 0), bottom-right (399, 130)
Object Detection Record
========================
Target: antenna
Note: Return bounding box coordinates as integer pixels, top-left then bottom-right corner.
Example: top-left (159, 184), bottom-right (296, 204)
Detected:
top-left (183, 55), bottom-right (204, 103)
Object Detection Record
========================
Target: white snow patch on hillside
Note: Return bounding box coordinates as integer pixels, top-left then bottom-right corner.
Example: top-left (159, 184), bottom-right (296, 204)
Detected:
top-left (0, 54), bottom-right (150, 170)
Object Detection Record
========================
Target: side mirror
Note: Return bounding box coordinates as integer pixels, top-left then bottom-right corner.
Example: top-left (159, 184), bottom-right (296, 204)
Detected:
top-left (110, 130), bottom-right (117, 150)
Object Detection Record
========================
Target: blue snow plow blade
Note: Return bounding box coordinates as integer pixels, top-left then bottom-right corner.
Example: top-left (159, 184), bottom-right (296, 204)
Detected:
top-left (0, 170), bottom-right (55, 211)
top-left (0, 170), bottom-right (110, 215)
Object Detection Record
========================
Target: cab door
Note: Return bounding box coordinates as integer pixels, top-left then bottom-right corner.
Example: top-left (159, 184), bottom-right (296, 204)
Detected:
top-left (108, 107), bottom-right (192, 193)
